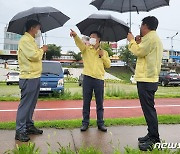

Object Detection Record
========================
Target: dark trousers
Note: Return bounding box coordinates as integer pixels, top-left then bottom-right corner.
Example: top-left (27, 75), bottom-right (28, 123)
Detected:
top-left (16, 78), bottom-right (40, 133)
top-left (137, 82), bottom-right (159, 140)
top-left (82, 75), bottom-right (104, 126)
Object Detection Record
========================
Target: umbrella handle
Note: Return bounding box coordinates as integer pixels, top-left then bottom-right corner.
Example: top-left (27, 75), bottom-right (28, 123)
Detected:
top-left (40, 33), bottom-right (46, 60)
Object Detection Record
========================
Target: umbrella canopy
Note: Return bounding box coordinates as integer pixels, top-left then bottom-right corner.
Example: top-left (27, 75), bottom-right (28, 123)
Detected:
top-left (90, 0), bottom-right (170, 13)
top-left (7, 6), bottom-right (70, 35)
top-left (90, 0), bottom-right (170, 30)
top-left (76, 14), bottom-right (129, 42)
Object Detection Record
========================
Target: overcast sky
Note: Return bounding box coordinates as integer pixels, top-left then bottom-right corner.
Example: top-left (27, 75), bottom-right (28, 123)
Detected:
top-left (0, 0), bottom-right (180, 53)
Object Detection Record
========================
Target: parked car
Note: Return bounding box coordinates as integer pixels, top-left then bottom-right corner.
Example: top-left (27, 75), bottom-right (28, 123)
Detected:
top-left (40, 61), bottom-right (64, 94)
top-left (78, 74), bottom-right (84, 86)
top-left (0, 59), bottom-right (5, 64)
top-left (6, 72), bottom-right (19, 85)
top-left (7, 59), bottom-right (18, 65)
top-left (130, 75), bottom-right (136, 84)
top-left (159, 72), bottom-right (180, 87)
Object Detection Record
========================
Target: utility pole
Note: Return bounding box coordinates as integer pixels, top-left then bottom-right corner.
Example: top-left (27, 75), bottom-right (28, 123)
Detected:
top-left (167, 32), bottom-right (178, 50)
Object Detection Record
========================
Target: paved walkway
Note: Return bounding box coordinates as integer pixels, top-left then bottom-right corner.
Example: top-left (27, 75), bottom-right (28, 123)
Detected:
top-left (0, 98), bottom-right (180, 122)
top-left (0, 124), bottom-right (180, 153)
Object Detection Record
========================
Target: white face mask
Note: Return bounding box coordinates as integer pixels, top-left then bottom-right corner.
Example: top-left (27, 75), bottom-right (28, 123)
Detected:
top-left (89, 38), bottom-right (97, 46)
top-left (35, 30), bottom-right (41, 38)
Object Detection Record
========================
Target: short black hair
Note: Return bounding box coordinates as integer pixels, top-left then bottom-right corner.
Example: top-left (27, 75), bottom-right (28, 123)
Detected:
top-left (25, 20), bottom-right (41, 32)
top-left (89, 31), bottom-right (102, 39)
top-left (142, 16), bottom-right (159, 30)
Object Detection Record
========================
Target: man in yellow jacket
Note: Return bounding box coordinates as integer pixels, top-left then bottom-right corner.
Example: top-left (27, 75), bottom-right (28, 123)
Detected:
top-left (70, 29), bottom-right (111, 132)
top-left (127, 16), bottom-right (163, 151)
top-left (15, 20), bottom-right (48, 142)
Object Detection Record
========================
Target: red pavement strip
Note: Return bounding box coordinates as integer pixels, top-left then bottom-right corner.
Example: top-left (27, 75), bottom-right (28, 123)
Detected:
top-left (0, 98), bottom-right (180, 122)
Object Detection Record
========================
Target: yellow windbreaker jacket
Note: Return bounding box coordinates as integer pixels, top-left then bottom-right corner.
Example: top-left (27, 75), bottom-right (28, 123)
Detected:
top-left (18, 32), bottom-right (44, 79)
top-left (74, 35), bottom-right (111, 80)
top-left (128, 31), bottom-right (163, 82)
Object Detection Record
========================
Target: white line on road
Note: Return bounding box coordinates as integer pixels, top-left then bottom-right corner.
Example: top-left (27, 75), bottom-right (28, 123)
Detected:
top-left (0, 104), bottom-right (180, 112)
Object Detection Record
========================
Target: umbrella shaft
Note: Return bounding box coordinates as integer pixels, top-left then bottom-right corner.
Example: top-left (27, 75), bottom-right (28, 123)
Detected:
top-left (129, 0), bottom-right (132, 31)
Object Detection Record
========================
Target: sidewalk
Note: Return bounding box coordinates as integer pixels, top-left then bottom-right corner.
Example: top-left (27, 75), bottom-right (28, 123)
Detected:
top-left (0, 124), bottom-right (180, 153)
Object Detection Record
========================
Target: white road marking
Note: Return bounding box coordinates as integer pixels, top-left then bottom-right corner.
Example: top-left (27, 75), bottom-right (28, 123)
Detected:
top-left (0, 104), bottom-right (180, 112)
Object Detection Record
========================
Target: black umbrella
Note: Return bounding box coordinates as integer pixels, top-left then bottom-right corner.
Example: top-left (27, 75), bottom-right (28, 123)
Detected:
top-left (90, 0), bottom-right (170, 29)
top-left (76, 14), bottom-right (129, 42)
top-left (7, 6), bottom-right (70, 36)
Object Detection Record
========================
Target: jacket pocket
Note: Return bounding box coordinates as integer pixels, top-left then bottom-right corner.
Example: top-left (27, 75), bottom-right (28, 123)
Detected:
top-left (135, 58), bottom-right (145, 77)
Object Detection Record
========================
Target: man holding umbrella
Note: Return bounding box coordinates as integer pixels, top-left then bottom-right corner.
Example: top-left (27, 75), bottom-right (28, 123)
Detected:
top-left (127, 16), bottom-right (163, 151)
top-left (70, 29), bottom-right (111, 132)
top-left (15, 20), bottom-right (48, 142)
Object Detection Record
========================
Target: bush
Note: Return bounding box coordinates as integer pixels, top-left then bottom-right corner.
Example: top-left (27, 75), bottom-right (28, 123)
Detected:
top-left (50, 90), bottom-right (82, 100)
top-left (105, 79), bottom-right (123, 83)
top-left (64, 77), bottom-right (78, 83)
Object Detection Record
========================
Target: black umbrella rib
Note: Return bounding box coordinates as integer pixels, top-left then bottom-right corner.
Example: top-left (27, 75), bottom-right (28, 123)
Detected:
top-left (101, 19), bottom-right (107, 37)
top-left (121, 0), bottom-right (125, 12)
top-left (49, 13), bottom-right (67, 27)
top-left (36, 14), bottom-right (44, 32)
top-left (144, 0), bottom-right (149, 11)
top-left (148, 4), bottom-right (169, 12)
top-left (112, 25), bottom-right (117, 42)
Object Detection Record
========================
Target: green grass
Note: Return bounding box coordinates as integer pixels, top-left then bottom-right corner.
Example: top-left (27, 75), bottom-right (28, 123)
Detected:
top-left (1, 115), bottom-right (180, 130)
top-left (5, 142), bottom-right (180, 154)
top-left (0, 82), bottom-right (180, 101)
top-left (106, 66), bottom-right (133, 83)
top-left (123, 146), bottom-right (180, 154)
top-left (0, 83), bottom-right (20, 98)
top-left (105, 84), bottom-right (180, 99)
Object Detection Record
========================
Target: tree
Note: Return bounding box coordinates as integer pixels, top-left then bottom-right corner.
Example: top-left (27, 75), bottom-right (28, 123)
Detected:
top-left (68, 51), bottom-right (82, 61)
top-left (101, 42), bottom-right (114, 57)
top-left (46, 44), bottom-right (62, 60)
top-left (118, 45), bottom-right (137, 73)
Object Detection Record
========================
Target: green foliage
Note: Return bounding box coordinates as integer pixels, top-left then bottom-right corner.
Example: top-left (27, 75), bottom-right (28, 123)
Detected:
top-left (1, 115), bottom-right (180, 130)
top-left (78, 146), bottom-right (102, 154)
top-left (68, 51), bottom-right (82, 61)
top-left (118, 45), bottom-right (136, 66)
top-left (47, 89), bottom-right (82, 100)
top-left (47, 143), bottom-right (75, 154)
top-left (4, 142), bottom-right (180, 154)
top-left (46, 44), bottom-right (62, 60)
top-left (64, 77), bottom-right (78, 83)
top-left (101, 42), bottom-right (114, 57)
top-left (105, 88), bottom-right (138, 99)
top-left (5, 142), bottom-right (40, 154)
top-left (105, 79), bottom-right (123, 83)
top-left (124, 145), bottom-right (180, 154)
top-left (106, 66), bottom-right (133, 83)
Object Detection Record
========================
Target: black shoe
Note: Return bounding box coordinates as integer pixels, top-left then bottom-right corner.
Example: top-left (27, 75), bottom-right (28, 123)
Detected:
top-left (138, 134), bottom-right (149, 143)
top-left (139, 138), bottom-right (160, 151)
top-left (98, 125), bottom-right (107, 132)
top-left (80, 125), bottom-right (88, 131)
top-left (15, 132), bottom-right (30, 142)
top-left (26, 126), bottom-right (43, 135)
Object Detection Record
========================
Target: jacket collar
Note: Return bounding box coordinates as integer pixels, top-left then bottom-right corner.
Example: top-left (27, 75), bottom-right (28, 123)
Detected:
top-left (24, 32), bottom-right (35, 42)
top-left (89, 45), bottom-right (101, 51)
top-left (143, 30), bottom-right (156, 38)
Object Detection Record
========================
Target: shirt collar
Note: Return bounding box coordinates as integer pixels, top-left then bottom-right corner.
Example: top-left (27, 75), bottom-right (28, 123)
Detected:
top-left (24, 32), bottom-right (35, 42)
top-left (89, 45), bottom-right (101, 51)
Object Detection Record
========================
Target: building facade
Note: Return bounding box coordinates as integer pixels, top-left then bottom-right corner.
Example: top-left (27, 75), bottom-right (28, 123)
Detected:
top-left (0, 25), bottom-right (41, 59)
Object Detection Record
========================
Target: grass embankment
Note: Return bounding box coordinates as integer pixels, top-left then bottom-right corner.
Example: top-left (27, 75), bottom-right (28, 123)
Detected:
top-left (0, 115), bottom-right (180, 130)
